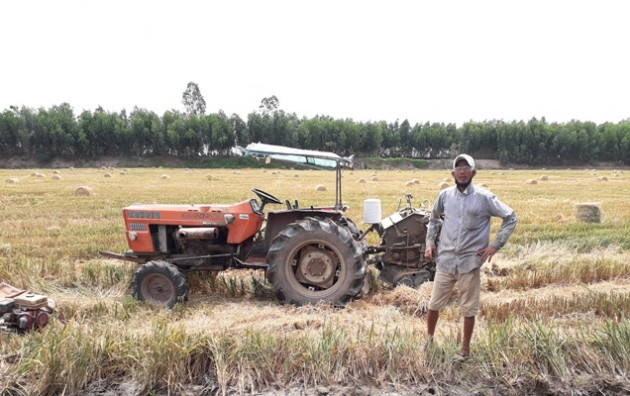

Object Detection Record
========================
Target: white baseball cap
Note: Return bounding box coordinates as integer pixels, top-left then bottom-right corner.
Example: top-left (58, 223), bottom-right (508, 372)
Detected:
top-left (453, 154), bottom-right (475, 170)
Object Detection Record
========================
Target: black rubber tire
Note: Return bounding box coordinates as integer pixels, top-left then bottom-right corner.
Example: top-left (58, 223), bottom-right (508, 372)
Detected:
top-left (340, 216), bottom-right (368, 251)
top-left (131, 261), bottom-right (188, 308)
top-left (266, 217), bottom-right (366, 307)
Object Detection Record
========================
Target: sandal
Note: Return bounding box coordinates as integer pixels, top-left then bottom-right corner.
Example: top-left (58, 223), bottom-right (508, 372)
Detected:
top-left (452, 350), bottom-right (471, 363)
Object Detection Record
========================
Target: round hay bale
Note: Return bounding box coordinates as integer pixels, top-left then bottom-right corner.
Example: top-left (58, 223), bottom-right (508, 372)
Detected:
top-left (160, 174), bottom-right (169, 179)
top-left (358, 178), bottom-right (367, 183)
top-left (575, 202), bottom-right (602, 223)
top-left (442, 178), bottom-right (449, 182)
top-left (75, 186), bottom-right (93, 196)
top-left (53, 170), bottom-right (60, 174)
top-left (413, 179), bottom-right (420, 184)
top-left (294, 174), bottom-right (299, 178)
top-left (439, 182), bottom-right (449, 190)
top-left (119, 171), bottom-right (127, 176)
top-left (481, 183), bottom-right (489, 189)
top-left (371, 176), bottom-right (379, 181)
top-left (47, 226), bottom-right (61, 235)
top-left (540, 175), bottom-right (549, 181)
top-left (262, 169), bottom-right (267, 173)
top-left (597, 176), bottom-right (608, 181)
top-left (233, 171), bottom-right (241, 175)
top-left (35, 172), bottom-right (45, 178)
top-left (30, 172), bottom-right (38, 177)
top-left (406, 181), bottom-right (415, 187)
top-left (525, 179), bottom-right (538, 185)
top-left (52, 174), bottom-right (62, 180)
top-left (5, 177), bottom-right (19, 184)
top-left (104, 173), bottom-right (112, 178)
top-left (206, 174), bottom-right (214, 180)
top-left (316, 184), bottom-right (327, 191)
top-left (272, 171), bottom-right (279, 175)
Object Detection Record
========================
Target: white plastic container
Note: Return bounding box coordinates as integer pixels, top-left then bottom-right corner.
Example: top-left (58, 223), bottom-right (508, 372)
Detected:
top-left (363, 198), bottom-right (382, 224)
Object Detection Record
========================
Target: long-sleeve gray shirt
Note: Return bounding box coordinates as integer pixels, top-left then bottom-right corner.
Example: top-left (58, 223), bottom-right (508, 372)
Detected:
top-left (425, 184), bottom-right (517, 274)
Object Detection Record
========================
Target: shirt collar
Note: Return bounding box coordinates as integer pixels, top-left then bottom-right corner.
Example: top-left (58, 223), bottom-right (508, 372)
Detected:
top-left (458, 184), bottom-right (474, 195)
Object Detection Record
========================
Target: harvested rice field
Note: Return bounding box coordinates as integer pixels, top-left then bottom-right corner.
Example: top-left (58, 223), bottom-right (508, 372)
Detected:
top-left (1, 166), bottom-right (630, 395)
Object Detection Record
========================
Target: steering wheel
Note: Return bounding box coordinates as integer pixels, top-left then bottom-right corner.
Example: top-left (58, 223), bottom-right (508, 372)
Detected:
top-left (251, 188), bottom-right (283, 205)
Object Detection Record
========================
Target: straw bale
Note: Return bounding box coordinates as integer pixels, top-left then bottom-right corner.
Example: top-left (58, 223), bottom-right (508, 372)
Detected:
top-left (373, 283), bottom-right (433, 316)
top-left (160, 174), bottom-right (169, 179)
top-left (438, 181), bottom-right (449, 190)
top-left (75, 186), bottom-right (94, 196)
top-left (119, 171), bottom-right (127, 175)
top-left (53, 170), bottom-right (60, 174)
top-left (104, 173), bottom-right (112, 178)
top-left (52, 175), bottom-right (62, 180)
top-left (5, 178), bottom-right (19, 184)
top-left (0, 244), bottom-right (11, 254)
top-left (371, 176), bottom-right (379, 181)
top-left (233, 171), bottom-right (241, 175)
top-left (30, 172), bottom-right (38, 177)
top-left (358, 178), bottom-right (367, 183)
top-left (405, 181), bottom-right (415, 187)
top-left (525, 179), bottom-right (538, 185)
top-left (294, 174), bottom-right (299, 178)
top-left (540, 175), bottom-right (549, 181)
top-left (597, 176), bottom-right (608, 181)
top-left (316, 184), bottom-right (327, 191)
top-left (206, 174), bottom-right (214, 180)
top-left (481, 183), bottom-right (489, 189)
top-left (413, 179), bottom-right (420, 184)
top-left (34, 172), bottom-right (45, 178)
top-left (575, 202), bottom-right (602, 223)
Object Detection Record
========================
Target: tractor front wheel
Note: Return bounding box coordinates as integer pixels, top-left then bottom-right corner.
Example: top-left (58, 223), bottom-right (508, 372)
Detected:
top-left (266, 217), bottom-right (366, 307)
top-left (132, 261), bottom-right (188, 308)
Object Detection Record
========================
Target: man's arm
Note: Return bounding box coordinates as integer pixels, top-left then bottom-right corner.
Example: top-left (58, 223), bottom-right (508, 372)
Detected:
top-left (424, 193), bottom-right (444, 260)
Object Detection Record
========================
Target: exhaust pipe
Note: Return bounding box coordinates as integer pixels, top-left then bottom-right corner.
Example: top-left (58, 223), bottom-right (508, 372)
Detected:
top-left (176, 227), bottom-right (219, 240)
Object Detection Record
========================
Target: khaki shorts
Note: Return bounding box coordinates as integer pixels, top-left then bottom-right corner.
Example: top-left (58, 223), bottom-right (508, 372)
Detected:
top-left (427, 268), bottom-right (480, 317)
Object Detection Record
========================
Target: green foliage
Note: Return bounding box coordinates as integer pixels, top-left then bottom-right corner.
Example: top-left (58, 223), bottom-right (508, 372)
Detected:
top-left (181, 81), bottom-right (206, 116)
top-left (2, 102), bottom-right (630, 166)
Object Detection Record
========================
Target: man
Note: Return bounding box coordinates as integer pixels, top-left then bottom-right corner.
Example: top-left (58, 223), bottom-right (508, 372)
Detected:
top-left (424, 154), bottom-right (517, 362)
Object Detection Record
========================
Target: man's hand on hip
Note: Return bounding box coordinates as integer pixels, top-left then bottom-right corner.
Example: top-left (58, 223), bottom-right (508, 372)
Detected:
top-left (477, 246), bottom-right (498, 264)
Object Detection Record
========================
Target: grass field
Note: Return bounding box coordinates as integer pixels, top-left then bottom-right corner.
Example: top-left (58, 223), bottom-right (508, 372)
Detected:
top-left (1, 166), bottom-right (629, 395)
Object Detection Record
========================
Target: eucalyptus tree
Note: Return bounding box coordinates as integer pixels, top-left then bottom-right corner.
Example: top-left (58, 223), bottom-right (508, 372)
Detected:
top-left (182, 81), bottom-right (206, 116)
top-left (0, 108), bottom-right (28, 156)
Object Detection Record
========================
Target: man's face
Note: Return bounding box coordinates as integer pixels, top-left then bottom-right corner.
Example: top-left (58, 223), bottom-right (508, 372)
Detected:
top-left (451, 159), bottom-right (476, 186)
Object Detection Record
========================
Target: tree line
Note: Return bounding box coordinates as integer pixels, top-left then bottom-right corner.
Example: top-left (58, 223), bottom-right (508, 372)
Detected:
top-left (1, 103), bottom-right (629, 166)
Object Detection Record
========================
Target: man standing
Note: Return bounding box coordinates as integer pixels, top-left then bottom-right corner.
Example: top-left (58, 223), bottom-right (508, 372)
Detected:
top-left (424, 154), bottom-right (517, 362)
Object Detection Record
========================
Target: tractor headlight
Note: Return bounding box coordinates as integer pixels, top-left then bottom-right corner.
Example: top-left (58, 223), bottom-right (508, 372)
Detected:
top-left (128, 231), bottom-right (138, 241)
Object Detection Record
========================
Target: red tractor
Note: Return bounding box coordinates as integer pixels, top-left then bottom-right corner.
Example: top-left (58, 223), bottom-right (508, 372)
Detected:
top-left (100, 144), bottom-right (438, 307)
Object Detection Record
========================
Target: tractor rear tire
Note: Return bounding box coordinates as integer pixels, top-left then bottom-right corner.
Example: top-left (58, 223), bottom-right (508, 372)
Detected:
top-left (132, 261), bottom-right (188, 308)
top-left (266, 217), bottom-right (366, 307)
